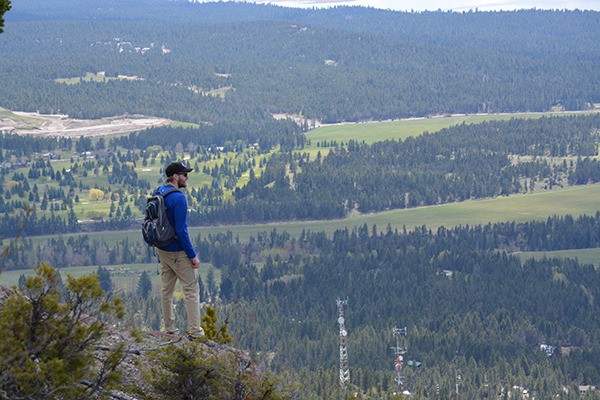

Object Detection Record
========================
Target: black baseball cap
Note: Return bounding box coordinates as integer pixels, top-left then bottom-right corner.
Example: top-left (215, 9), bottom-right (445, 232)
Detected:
top-left (165, 162), bottom-right (193, 177)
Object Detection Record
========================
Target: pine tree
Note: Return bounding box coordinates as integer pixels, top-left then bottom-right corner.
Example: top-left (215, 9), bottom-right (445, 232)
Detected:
top-left (137, 270), bottom-right (152, 300)
top-left (200, 305), bottom-right (233, 344)
top-left (96, 266), bottom-right (113, 293)
top-left (198, 274), bottom-right (206, 303)
top-left (17, 273), bottom-right (26, 288)
top-left (0, 264), bottom-right (126, 399)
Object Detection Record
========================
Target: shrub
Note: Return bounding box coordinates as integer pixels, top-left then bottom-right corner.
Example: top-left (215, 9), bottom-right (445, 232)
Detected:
top-left (0, 264), bottom-right (126, 399)
top-left (146, 341), bottom-right (290, 400)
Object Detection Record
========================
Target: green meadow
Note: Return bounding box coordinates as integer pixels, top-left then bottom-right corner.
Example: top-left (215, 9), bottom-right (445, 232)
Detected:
top-left (55, 72), bottom-right (143, 85)
top-left (0, 108), bottom-right (44, 129)
top-left (0, 262), bottom-right (220, 292)
top-left (23, 182), bottom-right (600, 247)
top-left (170, 120), bottom-right (201, 129)
top-left (202, 86), bottom-right (232, 98)
top-left (514, 248), bottom-right (600, 268)
top-left (306, 111), bottom-right (596, 146)
top-left (0, 263), bottom-right (156, 288)
top-left (266, 183), bottom-right (600, 236)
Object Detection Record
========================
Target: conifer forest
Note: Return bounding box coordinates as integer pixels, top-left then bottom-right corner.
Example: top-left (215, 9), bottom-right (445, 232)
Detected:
top-left (1, 0), bottom-right (600, 398)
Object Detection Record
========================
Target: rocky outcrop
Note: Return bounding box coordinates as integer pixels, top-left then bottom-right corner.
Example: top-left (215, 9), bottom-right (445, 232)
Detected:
top-left (103, 329), bottom-right (256, 400)
top-left (0, 284), bottom-right (257, 400)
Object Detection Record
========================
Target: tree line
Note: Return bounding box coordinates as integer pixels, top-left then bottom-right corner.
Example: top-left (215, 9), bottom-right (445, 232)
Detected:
top-left (111, 119), bottom-right (305, 153)
top-left (198, 114), bottom-right (600, 224)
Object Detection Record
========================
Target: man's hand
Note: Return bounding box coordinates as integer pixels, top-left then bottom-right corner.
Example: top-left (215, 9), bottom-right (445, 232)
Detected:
top-left (191, 256), bottom-right (200, 269)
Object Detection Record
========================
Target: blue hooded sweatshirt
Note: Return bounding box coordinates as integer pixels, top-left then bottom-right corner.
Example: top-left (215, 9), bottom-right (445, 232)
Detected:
top-left (155, 184), bottom-right (196, 259)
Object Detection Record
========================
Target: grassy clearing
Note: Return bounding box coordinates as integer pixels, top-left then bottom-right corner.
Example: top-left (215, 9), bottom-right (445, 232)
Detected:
top-left (309, 183), bottom-right (600, 234)
top-left (170, 120), bottom-right (201, 128)
top-left (0, 262), bottom-right (221, 291)
top-left (202, 86), bottom-right (232, 98)
top-left (0, 109), bottom-right (44, 128)
top-left (306, 111), bottom-right (597, 147)
top-left (0, 263), bottom-right (154, 287)
top-left (307, 117), bottom-right (465, 146)
top-left (7, 146), bottom-right (267, 223)
top-left (514, 248), bottom-right (600, 268)
top-left (55, 72), bottom-right (142, 85)
top-left (22, 182), bottom-right (600, 247)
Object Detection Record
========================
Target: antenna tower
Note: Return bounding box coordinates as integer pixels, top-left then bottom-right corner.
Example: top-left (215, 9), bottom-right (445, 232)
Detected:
top-left (391, 326), bottom-right (408, 392)
top-left (336, 298), bottom-right (350, 389)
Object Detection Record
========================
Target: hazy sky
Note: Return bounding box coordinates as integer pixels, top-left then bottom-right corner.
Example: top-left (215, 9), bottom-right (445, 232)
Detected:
top-left (200, 0), bottom-right (600, 11)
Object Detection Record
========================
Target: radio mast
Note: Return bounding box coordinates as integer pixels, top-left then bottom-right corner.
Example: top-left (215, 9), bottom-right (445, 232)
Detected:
top-left (336, 298), bottom-right (350, 389)
top-left (391, 326), bottom-right (408, 392)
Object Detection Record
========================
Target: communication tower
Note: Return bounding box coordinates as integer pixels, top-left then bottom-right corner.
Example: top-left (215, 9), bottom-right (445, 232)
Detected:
top-left (336, 298), bottom-right (350, 389)
top-left (391, 326), bottom-right (408, 391)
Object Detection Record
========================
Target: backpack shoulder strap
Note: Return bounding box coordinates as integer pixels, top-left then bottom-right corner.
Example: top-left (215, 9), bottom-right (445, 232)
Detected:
top-left (156, 187), bottom-right (180, 197)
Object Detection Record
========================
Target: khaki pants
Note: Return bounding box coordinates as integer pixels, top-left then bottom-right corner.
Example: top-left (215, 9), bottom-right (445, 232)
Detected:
top-left (157, 249), bottom-right (203, 338)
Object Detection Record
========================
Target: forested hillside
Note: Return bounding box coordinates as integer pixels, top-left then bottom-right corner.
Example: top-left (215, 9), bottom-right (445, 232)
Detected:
top-left (216, 215), bottom-right (600, 398)
top-left (1, 1), bottom-right (599, 124)
top-left (10, 213), bottom-right (600, 398)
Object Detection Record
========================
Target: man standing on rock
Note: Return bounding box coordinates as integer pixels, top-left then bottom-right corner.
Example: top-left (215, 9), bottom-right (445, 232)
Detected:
top-left (156, 161), bottom-right (204, 340)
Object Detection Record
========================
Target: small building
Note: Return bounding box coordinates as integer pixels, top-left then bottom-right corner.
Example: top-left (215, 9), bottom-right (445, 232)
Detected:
top-left (540, 343), bottom-right (556, 356)
top-left (580, 385), bottom-right (596, 396)
top-left (96, 150), bottom-right (113, 158)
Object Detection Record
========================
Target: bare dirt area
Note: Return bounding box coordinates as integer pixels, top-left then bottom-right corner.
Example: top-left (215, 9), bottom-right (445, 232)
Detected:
top-left (3, 111), bottom-right (171, 138)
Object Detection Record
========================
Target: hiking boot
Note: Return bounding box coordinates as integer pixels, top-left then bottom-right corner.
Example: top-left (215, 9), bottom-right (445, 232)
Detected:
top-left (186, 328), bottom-right (205, 341)
top-left (186, 334), bottom-right (204, 342)
top-left (162, 329), bottom-right (180, 341)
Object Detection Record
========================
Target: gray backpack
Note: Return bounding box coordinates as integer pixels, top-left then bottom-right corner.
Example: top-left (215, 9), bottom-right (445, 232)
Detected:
top-left (142, 187), bottom-right (179, 248)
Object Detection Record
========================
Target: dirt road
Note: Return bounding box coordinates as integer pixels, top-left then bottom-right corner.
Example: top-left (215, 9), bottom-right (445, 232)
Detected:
top-left (4, 112), bottom-right (171, 138)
